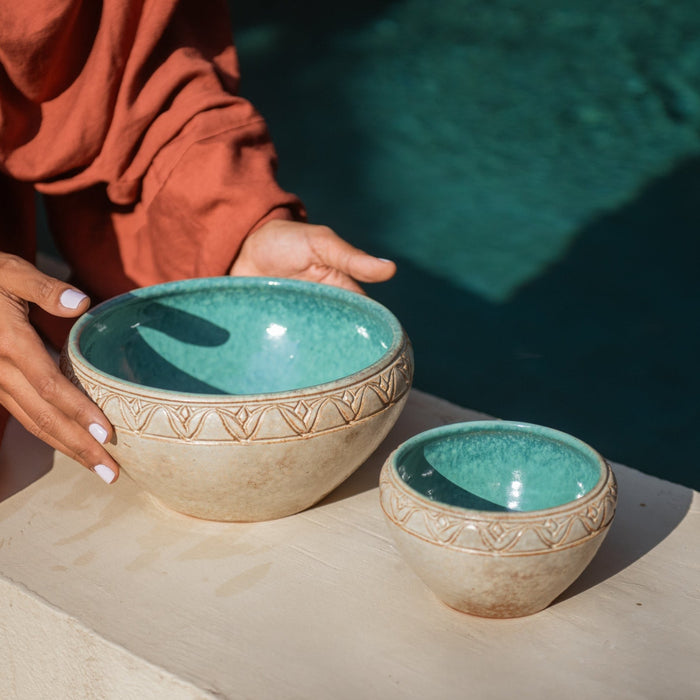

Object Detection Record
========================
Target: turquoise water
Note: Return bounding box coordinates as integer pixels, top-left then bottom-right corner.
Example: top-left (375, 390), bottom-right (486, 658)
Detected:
top-left (232, 1), bottom-right (700, 489)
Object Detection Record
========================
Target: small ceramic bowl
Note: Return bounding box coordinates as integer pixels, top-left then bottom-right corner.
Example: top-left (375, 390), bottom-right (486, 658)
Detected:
top-left (62, 277), bottom-right (413, 521)
top-left (379, 421), bottom-right (617, 618)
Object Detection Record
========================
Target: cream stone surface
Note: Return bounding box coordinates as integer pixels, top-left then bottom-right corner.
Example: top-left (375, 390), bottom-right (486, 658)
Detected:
top-left (0, 390), bottom-right (698, 699)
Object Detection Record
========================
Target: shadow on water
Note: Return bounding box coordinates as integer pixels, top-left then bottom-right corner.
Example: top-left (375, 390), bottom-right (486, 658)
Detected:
top-left (231, 2), bottom-right (699, 489)
top-left (315, 156), bottom-right (700, 492)
top-left (375, 157), bottom-right (700, 491)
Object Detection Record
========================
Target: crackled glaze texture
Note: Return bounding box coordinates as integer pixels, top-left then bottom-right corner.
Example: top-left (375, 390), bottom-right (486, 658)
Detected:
top-left (379, 421), bottom-right (617, 618)
top-left (76, 277), bottom-right (400, 395)
top-left (63, 277), bottom-right (413, 521)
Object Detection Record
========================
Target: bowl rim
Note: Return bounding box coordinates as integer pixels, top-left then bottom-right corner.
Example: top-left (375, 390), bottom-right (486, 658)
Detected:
top-left (66, 276), bottom-right (408, 401)
top-left (383, 419), bottom-right (613, 519)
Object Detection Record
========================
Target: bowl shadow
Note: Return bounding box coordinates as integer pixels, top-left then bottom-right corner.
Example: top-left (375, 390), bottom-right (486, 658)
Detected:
top-left (553, 461), bottom-right (694, 605)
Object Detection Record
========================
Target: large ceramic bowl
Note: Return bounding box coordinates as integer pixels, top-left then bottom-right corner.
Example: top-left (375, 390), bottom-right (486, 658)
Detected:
top-left (379, 421), bottom-right (617, 618)
top-left (62, 277), bottom-right (413, 521)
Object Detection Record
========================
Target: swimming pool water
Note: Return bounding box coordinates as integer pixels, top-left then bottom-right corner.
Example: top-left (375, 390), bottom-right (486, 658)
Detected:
top-left (233, 0), bottom-right (700, 490)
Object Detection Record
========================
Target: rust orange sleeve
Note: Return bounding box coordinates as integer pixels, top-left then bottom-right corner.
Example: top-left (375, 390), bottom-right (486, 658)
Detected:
top-left (1, 0), bottom-right (305, 304)
top-left (0, 1), bottom-right (306, 443)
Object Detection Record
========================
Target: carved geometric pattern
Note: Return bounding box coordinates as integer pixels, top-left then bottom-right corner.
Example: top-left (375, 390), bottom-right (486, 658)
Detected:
top-left (61, 340), bottom-right (413, 443)
top-left (379, 460), bottom-right (617, 555)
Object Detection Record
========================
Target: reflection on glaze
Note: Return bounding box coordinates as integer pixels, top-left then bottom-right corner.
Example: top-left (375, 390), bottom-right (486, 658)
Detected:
top-left (266, 323), bottom-right (287, 338)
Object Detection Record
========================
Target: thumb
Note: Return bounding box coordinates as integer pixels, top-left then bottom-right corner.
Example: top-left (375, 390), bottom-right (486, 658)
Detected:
top-left (312, 227), bottom-right (397, 283)
top-left (0, 254), bottom-right (89, 317)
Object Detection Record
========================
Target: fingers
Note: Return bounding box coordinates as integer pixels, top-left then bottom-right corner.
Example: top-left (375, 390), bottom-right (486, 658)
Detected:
top-left (350, 254), bottom-right (396, 284)
top-left (0, 386), bottom-right (119, 484)
top-left (0, 253), bottom-right (89, 317)
top-left (15, 332), bottom-right (117, 480)
top-left (0, 331), bottom-right (119, 484)
top-left (309, 226), bottom-right (397, 284)
top-left (312, 268), bottom-right (367, 295)
top-left (230, 219), bottom-right (396, 292)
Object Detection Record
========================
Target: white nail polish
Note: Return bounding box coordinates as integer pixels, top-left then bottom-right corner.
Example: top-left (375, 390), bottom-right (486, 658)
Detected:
top-left (60, 289), bottom-right (88, 309)
top-left (93, 464), bottom-right (116, 485)
top-left (89, 423), bottom-right (108, 444)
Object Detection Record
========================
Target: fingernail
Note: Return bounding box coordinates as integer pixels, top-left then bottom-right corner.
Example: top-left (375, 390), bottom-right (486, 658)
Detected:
top-left (89, 423), bottom-right (108, 444)
top-left (378, 258), bottom-right (393, 263)
top-left (60, 289), bottom-right (88, 309)
top-left (93, 464), bottom-right (116, 485)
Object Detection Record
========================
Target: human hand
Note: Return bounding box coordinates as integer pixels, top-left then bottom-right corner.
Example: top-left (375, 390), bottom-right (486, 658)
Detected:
top-left (0, 254), bottom-right (119, 484)
top-left (230, 220), bottom-right (396, 294)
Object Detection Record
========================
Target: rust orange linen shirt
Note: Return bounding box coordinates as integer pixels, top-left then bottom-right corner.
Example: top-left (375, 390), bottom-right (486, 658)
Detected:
top-left (0, 0), bottom-right (305, 440)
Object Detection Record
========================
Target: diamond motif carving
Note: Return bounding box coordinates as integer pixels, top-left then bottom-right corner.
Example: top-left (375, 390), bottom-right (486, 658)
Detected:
top-left (61, 341), bottom-right (413, 443)
top-left (379, 461), bottom-right (617, 555)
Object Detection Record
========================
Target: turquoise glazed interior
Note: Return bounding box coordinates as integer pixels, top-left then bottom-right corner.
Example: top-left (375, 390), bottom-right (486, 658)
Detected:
top-left (394, 421), bottom-right (604, 512)
top-left (70, 277), bottom-right (403, 395)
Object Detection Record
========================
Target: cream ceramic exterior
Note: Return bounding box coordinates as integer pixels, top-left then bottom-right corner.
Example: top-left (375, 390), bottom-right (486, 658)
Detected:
top-left (62, 338), bottom-right (412, 521)
top-left (379, 454), bottom-right (617, 617)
